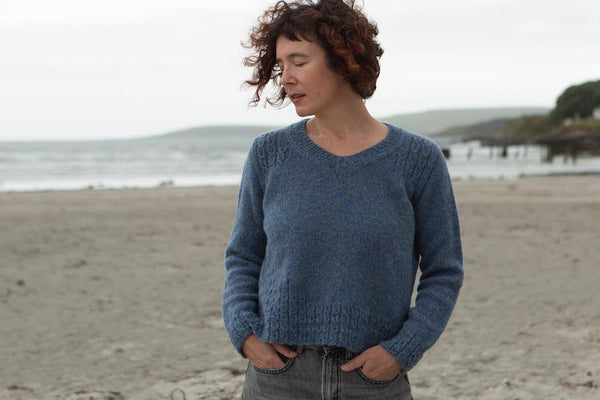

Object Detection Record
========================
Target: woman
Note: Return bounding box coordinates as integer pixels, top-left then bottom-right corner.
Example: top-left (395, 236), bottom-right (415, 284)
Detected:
top-left (222, 0), bottom-right (464, 398)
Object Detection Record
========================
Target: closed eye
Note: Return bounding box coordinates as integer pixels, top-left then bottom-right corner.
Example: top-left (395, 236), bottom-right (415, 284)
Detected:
top-left (273, 63), bottom-right (306, 75)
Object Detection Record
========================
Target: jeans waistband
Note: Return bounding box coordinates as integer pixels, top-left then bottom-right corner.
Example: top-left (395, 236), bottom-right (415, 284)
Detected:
top-left (289, 344), bottom-right (358, 358)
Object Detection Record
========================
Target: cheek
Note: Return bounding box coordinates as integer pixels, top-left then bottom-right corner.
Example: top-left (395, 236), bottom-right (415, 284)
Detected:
top-left (314, 80), bottom-right (335, 98)
top-left (317, 83), bottom-right (337, 100)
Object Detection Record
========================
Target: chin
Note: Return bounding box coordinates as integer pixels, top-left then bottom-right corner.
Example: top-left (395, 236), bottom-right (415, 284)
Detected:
top-left (294, 107), bottom-right (314, 118)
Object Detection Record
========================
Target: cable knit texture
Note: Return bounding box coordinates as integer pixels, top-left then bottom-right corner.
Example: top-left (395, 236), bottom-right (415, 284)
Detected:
top-left (222, 118), bottom-right (464, 372)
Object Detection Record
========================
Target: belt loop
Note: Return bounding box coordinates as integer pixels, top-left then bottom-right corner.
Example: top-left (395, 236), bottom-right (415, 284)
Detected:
top-left (296, 345), bottom-right (304, 356)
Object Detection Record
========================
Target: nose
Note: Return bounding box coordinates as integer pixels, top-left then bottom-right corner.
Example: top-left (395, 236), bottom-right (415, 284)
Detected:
top-left (280, 67), bottom-right (295, 87)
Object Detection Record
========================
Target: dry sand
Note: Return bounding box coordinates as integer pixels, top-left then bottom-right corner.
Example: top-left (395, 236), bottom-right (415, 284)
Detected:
top-left (1, 175), bottom-right (599, 400)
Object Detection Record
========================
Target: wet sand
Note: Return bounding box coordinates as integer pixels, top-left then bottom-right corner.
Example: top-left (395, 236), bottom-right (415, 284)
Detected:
top-left (1, 174), bottom-right (599, 400)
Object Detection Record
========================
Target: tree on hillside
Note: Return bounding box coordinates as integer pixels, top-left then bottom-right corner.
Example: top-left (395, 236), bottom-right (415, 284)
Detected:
top-left (550, 79), bottom-right (600, 122)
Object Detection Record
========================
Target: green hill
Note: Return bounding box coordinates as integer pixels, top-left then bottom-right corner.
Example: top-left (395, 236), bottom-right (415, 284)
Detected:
top-left (435, 118), bottom-right (517, 142)
top-left (380, 107), bottom-right (550, 136)
top-left (145, 107), bottom-right (550, 144)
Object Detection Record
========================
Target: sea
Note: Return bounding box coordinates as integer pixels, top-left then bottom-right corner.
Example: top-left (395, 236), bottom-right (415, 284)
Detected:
top-left (1, 134), bottom-right (600, 192)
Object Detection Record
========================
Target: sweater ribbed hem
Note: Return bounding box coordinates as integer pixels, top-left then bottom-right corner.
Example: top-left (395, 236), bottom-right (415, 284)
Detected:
top-left (254, 300), bottom-right (406, 355)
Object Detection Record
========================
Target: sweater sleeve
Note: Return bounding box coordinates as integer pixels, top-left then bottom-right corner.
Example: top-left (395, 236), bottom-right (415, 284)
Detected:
top-left (221, 138), bottom-right (267, 358)
top-left (379, 141), bottom-right (464, 372)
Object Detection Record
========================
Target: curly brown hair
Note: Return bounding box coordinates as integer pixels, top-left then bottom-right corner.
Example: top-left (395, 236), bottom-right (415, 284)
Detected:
top-left (241, 0), bottom-right (384, 108)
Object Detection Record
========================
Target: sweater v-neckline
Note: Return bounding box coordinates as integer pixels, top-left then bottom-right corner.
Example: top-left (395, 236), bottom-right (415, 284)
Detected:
top-left (292, 118), bottom-right (400, 171)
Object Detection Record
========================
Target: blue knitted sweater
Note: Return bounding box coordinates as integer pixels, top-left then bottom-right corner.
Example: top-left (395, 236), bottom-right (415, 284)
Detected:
top-left (222, 118), bottom-right (463, 372)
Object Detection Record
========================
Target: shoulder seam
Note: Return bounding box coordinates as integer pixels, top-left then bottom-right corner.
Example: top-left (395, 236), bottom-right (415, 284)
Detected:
top-left (404, 133), bottom-right (441, 199)
top-left (412, 140), bottom-right (443, 203)
top-left (249, 137), bottom-right (267, 191)
top-left (254, 124), bottom-right (295, 170)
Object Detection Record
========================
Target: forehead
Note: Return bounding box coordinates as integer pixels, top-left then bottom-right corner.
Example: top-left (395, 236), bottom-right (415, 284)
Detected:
top-left (275, 36), bottom-right (316, 61)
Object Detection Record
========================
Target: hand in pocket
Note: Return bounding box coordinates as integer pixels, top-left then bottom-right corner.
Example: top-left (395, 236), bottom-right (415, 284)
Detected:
top-left (242, 334), bottom-right (298, 369)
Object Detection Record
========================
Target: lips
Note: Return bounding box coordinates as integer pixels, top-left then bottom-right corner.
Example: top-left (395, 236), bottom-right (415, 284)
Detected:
top-left (290, 94), bottom-right (305, 103)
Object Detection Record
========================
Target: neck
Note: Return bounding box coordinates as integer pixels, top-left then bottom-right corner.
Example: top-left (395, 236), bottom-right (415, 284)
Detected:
top-left (308, 91), bottom-right (384, 140)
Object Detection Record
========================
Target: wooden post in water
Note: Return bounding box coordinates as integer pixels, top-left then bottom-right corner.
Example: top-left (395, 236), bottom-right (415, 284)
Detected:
top-left (541, 145), bottom-right (553, 163)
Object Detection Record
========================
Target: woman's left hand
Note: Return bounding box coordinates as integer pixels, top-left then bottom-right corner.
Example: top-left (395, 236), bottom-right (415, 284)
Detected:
top-left (340, 344), bottom-right (403, 380)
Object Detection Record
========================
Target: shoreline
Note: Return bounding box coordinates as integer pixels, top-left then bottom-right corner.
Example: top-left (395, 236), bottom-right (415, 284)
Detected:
top-left (2, 170), bottom-right (600, 195)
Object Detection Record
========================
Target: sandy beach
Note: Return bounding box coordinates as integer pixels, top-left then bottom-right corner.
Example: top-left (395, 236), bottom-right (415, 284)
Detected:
top-left (1, 174), bottom-right (599, 400)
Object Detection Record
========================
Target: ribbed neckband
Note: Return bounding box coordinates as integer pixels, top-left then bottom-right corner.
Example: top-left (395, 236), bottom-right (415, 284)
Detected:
top-left (290, 118), bottom-right (402, 169)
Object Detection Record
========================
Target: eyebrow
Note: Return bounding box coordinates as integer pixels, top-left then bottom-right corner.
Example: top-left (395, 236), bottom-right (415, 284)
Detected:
top-left (275, 52), bottom-right (310, 63)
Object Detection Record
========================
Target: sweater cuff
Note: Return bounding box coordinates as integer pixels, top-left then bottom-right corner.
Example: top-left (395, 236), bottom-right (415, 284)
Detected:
top-left (379, 321), bottom-right (429, 372)
top-left (225, 311), bottom-right (261, 359)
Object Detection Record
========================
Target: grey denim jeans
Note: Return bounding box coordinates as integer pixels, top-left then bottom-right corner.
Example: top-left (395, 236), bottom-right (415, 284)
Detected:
top-left (241, 344), bottom-right (414, 400)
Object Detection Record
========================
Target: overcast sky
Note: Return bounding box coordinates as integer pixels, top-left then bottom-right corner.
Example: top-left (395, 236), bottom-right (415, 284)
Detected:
top-left (1, 0), bottom-right (599, 141)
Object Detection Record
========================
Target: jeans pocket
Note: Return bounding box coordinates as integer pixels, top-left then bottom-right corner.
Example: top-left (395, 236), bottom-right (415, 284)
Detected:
top-left (356, 367), bottom-right (401, 385)
top-left (251, 354), bottom-right (296, 375)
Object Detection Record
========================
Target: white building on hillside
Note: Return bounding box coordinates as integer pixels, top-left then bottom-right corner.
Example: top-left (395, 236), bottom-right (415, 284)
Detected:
top-left (593, 106), bottom-right (600, 120)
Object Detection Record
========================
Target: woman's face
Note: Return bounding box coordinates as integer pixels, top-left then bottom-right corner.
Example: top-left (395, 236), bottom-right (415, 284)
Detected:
top-left (275, 35), bottom-right (350, 117)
